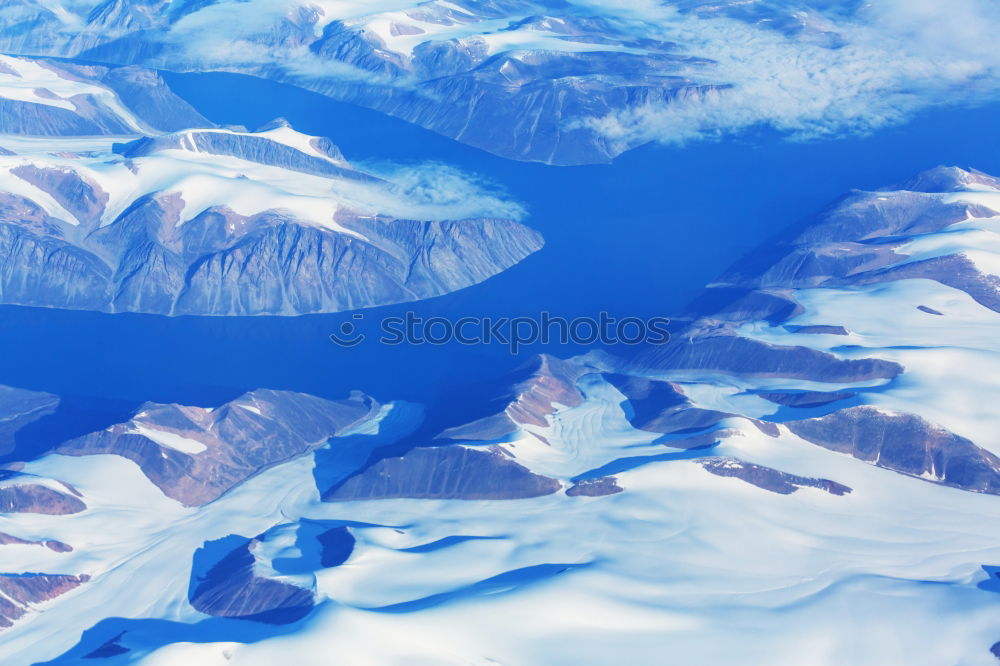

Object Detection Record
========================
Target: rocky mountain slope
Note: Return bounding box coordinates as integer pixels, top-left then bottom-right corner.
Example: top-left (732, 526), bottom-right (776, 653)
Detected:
top-left (0, 55), bottom-right (543, 315)
top-left (0, 0), bottom-right (893, 165)
top-left (0, 1), bottom-right (721, 163)
top-left (0, 53), bottom-right (209, 136)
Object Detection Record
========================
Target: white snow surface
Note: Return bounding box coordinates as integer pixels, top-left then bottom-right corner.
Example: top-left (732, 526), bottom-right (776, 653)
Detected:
top-left (353, 6), bottom-right (646, 59)
top-left (128, 424), bottom-right (207, 454)
top-left (3, 178), bottom-right (1000, 665)
top-left (0, 124), bottom-right (523, 233)
top-left (0, 55), bottom-right (148, 133)
top-left (4, 385), bottom-right (999, 666)
top-left (0, 55), bottom-right (526, 230)
top-left (7, 292), bottom-right (1000, 666)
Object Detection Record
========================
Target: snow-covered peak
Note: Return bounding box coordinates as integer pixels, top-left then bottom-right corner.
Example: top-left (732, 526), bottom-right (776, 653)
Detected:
top-left (0, 112), bottom-right (412, 231)
top-left (0, 54), bottom-right (210, 137)
top-left (630, 165), bottom-right (1000, 469)
top-left (0, 51), bottom-right (542, 316)
top-left (0, 135), bottom-right (352, 231)
top-left (96, 123), bottom-right (377, 230)
top-left (116, 122), bottom-right (351, 169)
top-left (253, 117), bottom-right (347, 162)
top-left (0, 120), bottom-right (542, 315)
top-left (0, 55), bottom-right (138, 127)
top-left (0, 1), bottom-right (702, 163)
top-left (342, 2), bottom-right (662, 60)
top-left (898, 165), bottom-right (1000, 194)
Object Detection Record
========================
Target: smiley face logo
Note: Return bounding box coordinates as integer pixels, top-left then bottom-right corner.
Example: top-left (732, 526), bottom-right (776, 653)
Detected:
top-left (329, 313), bottom-right (366, 347)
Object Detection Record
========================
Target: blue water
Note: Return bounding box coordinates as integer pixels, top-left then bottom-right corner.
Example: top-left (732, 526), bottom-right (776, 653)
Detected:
top-left (2, 71), bottom-right (1000, 445)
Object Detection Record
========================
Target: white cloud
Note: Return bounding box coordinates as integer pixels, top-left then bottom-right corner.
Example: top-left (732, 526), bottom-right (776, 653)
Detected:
top-left (153, 0), bottom-right (1000, 150)
top-left (574, 0), bottom-right (1000, 149)
top-left (7, 0), bottom-right (1000, 155)
top-left (352, 160), bottom-right (527, 221)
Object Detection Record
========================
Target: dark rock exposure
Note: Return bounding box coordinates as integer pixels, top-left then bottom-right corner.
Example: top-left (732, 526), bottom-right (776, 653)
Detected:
top-left (787, 406), bottom-right (1000, 494)
top-left (698, 457), bottom-right (851, 496)
top-left (326, 446), bottom-right (561, 501)
top-left (565, 476), bottom-right (623, 497)
top-left (0, 483), bottom-right (86, 514)
top-left (58, 389), bottom-right (379, 505)
top-left (0, 573), bottom-right (90, 629)
top-left (189, 534), bottom-right (314, 625)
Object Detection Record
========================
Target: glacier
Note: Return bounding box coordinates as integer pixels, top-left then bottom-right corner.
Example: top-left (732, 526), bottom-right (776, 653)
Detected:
top-left (0, 167), bottom-right (998, 663)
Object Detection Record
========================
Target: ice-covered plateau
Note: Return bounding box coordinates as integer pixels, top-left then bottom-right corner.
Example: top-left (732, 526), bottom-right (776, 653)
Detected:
top-left (2, 166), bottom-right (1000, 664)
top-left (0, 0), bottom-right (852, 164)
top-left (0, 55), bottom-right (542, 315)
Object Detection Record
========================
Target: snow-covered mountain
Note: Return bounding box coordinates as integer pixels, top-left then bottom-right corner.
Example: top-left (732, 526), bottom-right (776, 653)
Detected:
top-left (2, 0), bottom-right (990, 165)
top-left (4, 166), bottom-right (1000, 664)
top-left (0, 0), bottom-right (723, 163)
top-left (0, 54), bottom-right (209, 136)
top-left (0, 55), bottom-right (542, 315)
